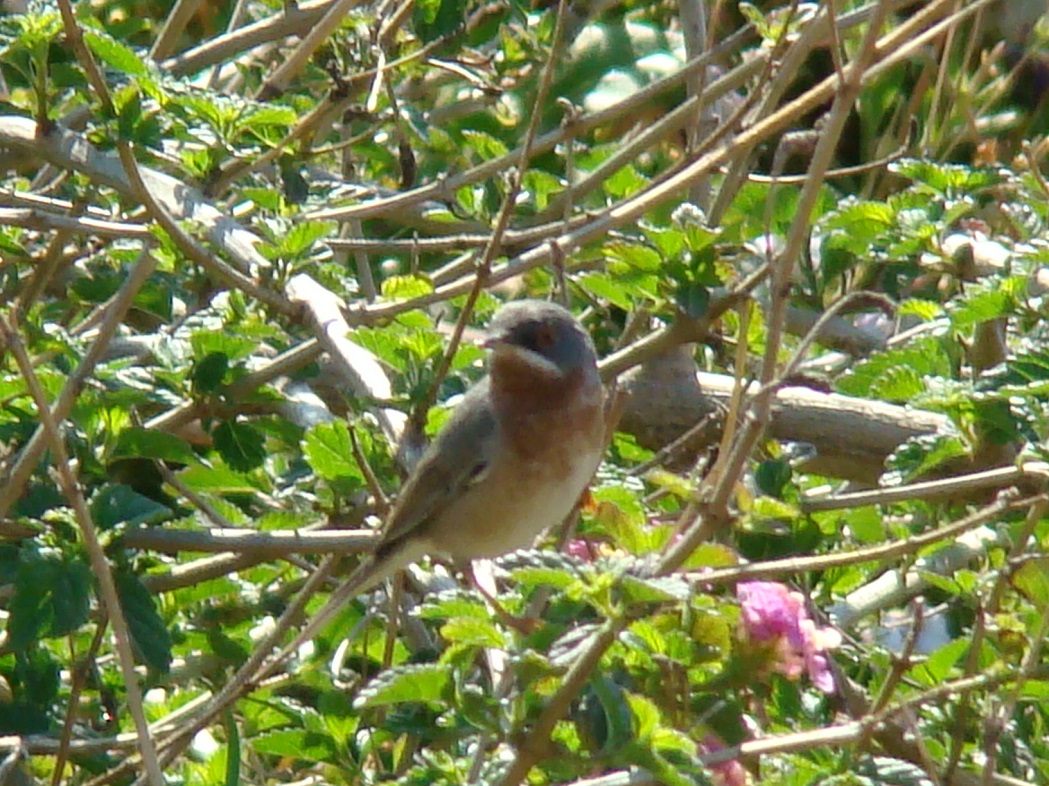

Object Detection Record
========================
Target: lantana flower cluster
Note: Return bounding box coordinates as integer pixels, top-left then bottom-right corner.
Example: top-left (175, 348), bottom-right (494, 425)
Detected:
top-left (736, 581), bottom-right (841, 693)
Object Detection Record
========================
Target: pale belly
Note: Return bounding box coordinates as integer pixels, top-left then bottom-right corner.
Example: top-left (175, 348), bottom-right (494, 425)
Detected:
top-left (431, 443), bottom-right (603, 560)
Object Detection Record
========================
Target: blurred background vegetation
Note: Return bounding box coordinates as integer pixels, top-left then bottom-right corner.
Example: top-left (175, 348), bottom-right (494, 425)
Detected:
top-left (1, 0), bottom-right (1049, 784)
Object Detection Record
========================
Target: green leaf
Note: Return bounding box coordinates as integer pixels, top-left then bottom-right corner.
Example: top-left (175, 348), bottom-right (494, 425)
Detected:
top-left (461, 129), bottom-right (509, 160)
top-left (354, 663), bottom-right (452, 708)
top-left (115, 570), bottom-right (173, 673)
top-left (192, 352), bottom-right (230, 394)
top-left (274, 220), bottom-right (335, 258)
top-left (755, 459), bottom-right (791, 497)
top-left (886, 432), bottom-right (968, 482)
top-left (591, 485), bottom-right (655, 554)
top-left (242, 105), bottom-right (298, 129)
top-left (890, 159), bottom-right (999, 195)
top-left (855, 756), bottom-right (938, 786)
top-left (439, 617), bottom-right (507, 648)
top-left (842, 506), bottom-right (886, 544)
top-left (109, 427), bottom-right (198, 465)
top-left (302, 421), bottom-right (363, 483)
top-left (588, 676), bottom-right (633, 751)
top-left (912, 638), bottom-right (967, 685)
top-left (177, 463), bottom-right (263, 495)
top-left (8, 549), bottom-right (92, 649)
top-left (603, 164), bottom-right (647, 198)
top-left (417, 595), bottom-right (489, 621)
top-left (836, 336), bottom-right (951, 401)
top-left (414, 0), bottom-right (465, 41)
top-left (253, 729), bottom-right (337, 760)
top-left (605, 241), bottom-right (663, 272)
top-left (90, 484), bottom-right (173, 529)
top-left (897, 299), bottom-right (944, 321)
top-left (502, 550), bottom-right (585, 590)
top-left (750, 496), bottom-right (800, 522)
top-left (619, 574), bottom-right (690, 603)
top-left (949, 279), bottom-right (1021, 328)
top-left (191, 332), bottom-right (258, 362)
top-left (680, 543), bottom-right (738, 570)
top-left (83, 30), bottom-right (148, 77)
top-left (690, 609), bottom-right (732, 660)
top-left (381, 274), bottom-right (434, 301)
top-left (626, 691), bottom-right (661, 741)
top-left (213, 420), bottom-right (267, 472)
top-left (580, 273), bottom-right (637, 310)
top-left (1012, 558), bottom-right (1049, 607)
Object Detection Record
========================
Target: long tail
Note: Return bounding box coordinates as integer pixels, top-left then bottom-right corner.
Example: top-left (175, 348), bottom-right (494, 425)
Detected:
top-left (263, 536), bottom-right (430, 676)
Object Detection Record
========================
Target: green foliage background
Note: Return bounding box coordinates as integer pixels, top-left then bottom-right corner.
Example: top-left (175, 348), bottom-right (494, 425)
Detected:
top-left (1, 0), bottom-right (1049, 784)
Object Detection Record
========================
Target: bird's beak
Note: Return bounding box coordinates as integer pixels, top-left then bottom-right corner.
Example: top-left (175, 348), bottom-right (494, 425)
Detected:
top-left (480, 330), bottom-right (511, 350)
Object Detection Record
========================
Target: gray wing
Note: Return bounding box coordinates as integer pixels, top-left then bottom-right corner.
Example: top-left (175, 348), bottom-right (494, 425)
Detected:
top-left (377, 378), bottom-right (498, 551)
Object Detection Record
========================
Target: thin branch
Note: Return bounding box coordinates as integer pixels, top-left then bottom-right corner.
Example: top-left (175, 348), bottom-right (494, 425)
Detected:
top-left (0, 250), bottom-right (157, 519)
top-left (0, 315), bottom-right (164, 786)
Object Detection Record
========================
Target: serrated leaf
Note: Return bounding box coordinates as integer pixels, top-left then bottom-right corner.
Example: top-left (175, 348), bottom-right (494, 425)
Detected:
top-left (109, 427), bottom-right (198, 465)
top-left (751, 496), bottom-right (800, 521)
top-left (90, 484), bottom-right (173, 529)
top-left (177, 463), bottom-right (262, 494)
top-left (837, 336), bottom-right (950, 400)
top-left (855, 756), bottom-right (935, 786)
top-left (8, 549), bottom-right (92, 649)
top-left (191, 352), bottom-right (229, 394)
top-left (414, 0), bottom-right (465, 43)
top-left (897, 299), bottom-right (944, 321)
top-left (588, 675), bottom-right (633, 751)
top-left (824, 199), bottom-right (896, 237)
top-left (114, 571), bottom-right (172, 673)
top-left (276, 220), bottom-right (335, 258)
top-left (605, 241), bottom-right (663, 272)
top-left (302, 420), bottom-right (363, 483)
top-left (190, 332), bottom-right (258, 362)
top-left (690, 610), bottom-right (732, 660)
top-left (502, 549), bottom-right (585, 589)
top-left (354, 663), bottom-right (452, 708)
top-left (417, 594), bottom-right (489, 620)
top-left (440, 617), bottom-right (507, 648)
top-left (949, 283), bottom-right (1017, 328)
top-left (242, 105), bottom-right (298, 128)
top-left (913, 637), bottom-right (967, 685)
top-left (890, 159), bottom-right (999, 195)
top-left (619, 574), bottom-right (690, 603)
top-left (1012, 557), bottom-right (1049, 607)
top-left (381, 274), bottom-right (434, 301)
top-left (253, 729), bottom-right (336, 760)
top-left (461, 129), bottom-right (508, 160)
top-left (642, 469), bottom-right (693, 501)
top-left (680, 543), bottom-right (738, 570)
top-left (626, 692), bottom-right (661, 741)
top-left (213, 420), bottom-right (267, 472)
top-left (886, 432), bottom-right (968, 482)
top-left (84, 30), bottom-right (148, 77)
top-left (580, 272), bottom-right (637, 310)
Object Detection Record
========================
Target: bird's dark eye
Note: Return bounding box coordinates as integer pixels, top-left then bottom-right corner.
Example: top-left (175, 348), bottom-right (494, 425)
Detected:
top-left (533, 323), bottom-right (557, 352)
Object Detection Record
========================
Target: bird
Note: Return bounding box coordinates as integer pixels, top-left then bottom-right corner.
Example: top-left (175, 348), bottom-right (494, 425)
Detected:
top-left (340, 298), bottom-right (606, 601)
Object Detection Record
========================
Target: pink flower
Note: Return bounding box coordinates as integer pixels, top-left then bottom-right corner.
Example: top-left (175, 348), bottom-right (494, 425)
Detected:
top-left (564, 539), bottom-right (595, 561)
top-left (736, 581), bottom-right (840, 693)
top-left (698, 733), bottom-right (749, 786)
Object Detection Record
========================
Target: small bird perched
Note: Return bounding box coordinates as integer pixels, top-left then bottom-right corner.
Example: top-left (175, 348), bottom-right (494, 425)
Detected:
top-left (342, 298), bottom-right (606, 598)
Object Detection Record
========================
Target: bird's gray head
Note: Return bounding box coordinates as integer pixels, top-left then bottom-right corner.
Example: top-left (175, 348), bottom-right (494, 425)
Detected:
top-left (483, 300), bottom-right (597, 382)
